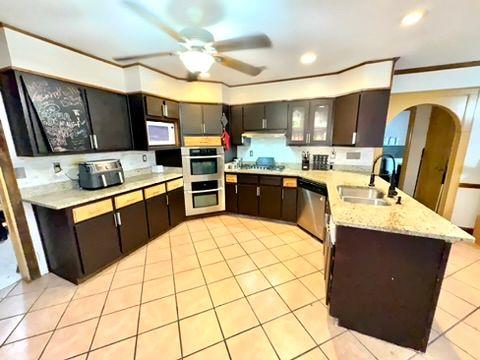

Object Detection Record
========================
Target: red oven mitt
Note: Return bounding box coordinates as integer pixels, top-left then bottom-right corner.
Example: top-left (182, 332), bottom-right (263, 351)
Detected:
top-left (221, 129), bottom-right (231, 151)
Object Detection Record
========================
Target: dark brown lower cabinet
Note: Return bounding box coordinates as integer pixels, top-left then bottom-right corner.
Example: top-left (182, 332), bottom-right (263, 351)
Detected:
top-left (75, 212), bottom-right (122, 275)
top-left (237, 184), bottom-right (259, 216)
top-left (168, 187), bottom-right (186, 227)
top-left (145, 194), bottom-right (170, 238)
top-left (281, 188), bottom-right (297, 222)
top-left (225, 183), bottom-right (238, 212)
top-left (118, 202), bottom-right (149, 253)
top-left (259, 185), bottom-right (282, 220)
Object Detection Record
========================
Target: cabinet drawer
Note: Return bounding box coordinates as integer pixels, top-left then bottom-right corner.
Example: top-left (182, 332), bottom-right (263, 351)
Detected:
top-left (260, 175), bottom-right (282, 186)
top-left (144, 183), bottom-right (166, 199)
top-left (283, 178), bottom-right (297, 188)
top-left (114, 190), bottom-right (144, 209)
top-left (183, 136), bottom-right (222, 147)
top-left (237, 174), bottom-right (259, 184)
top-left (73, 199), bottom-right (113, 223)
top-left (167, 178), bottom-right (184, 191)
top-left (225, 174), bottom-right (238, 183)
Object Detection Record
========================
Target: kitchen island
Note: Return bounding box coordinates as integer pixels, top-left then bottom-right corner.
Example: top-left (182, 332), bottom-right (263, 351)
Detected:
top-left (224, 167), bottom-right (474, 351)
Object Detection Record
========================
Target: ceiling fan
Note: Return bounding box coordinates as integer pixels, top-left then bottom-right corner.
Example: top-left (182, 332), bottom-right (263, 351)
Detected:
top-left (114, 1), bottom-right (272, 81)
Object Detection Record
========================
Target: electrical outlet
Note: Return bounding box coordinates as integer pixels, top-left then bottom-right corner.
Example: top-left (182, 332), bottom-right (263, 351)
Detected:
top-left (249, 150), bottom-right (253, 157)
top-left (142, 154), bottom-right (148, 162)
top-left (53, 162), bottom-right (62, 174)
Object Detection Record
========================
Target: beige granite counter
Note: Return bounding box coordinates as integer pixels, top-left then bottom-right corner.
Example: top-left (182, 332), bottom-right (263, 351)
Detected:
top-left (225, 168), bottom-right (474, 244)
top-left (21, 168), bottom-right (183, 210)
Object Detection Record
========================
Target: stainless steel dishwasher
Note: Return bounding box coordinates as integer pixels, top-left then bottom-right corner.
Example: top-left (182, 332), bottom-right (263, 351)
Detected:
top-left (297, 179), bottom-right (328, 241)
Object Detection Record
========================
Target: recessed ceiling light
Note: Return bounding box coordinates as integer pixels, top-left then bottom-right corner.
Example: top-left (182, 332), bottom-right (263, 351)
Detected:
top-left (401, 9), bottom-right (425, 26)
top-left (300, 52), bottom-right (317, 65)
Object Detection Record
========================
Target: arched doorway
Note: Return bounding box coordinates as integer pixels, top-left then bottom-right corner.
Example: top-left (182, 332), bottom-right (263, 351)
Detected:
top-left (385, 104), bottom-right (460, 213)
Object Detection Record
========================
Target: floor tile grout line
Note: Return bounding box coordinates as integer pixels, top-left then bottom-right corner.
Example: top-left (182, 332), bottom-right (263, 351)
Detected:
top-left (349, 329), bottom-right (384, 360)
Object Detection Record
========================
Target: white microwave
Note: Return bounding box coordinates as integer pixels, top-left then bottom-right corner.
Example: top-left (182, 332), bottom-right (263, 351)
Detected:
top-left (146, 121), bottom-right (177, 146)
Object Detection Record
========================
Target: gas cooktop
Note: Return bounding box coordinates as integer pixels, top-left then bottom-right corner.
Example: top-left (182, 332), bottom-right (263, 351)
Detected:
top-left (238, 164), bottom-right (286, 172)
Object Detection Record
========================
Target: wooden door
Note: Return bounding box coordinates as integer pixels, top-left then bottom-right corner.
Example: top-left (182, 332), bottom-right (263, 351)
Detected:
top-left (414, 107), bottom-right (456, 211)
top-left (203, 104), bottom-right (223, 134)
top-left (85, 88), bottom-right (132, 151)
top-left (145, 194), bottom-right (170, 239)
top-left (75, 212), bottom-right (121, 275)
top-left (286, 101), bottom-right (309, 145)
top-left (332, 93), bottom-right (360, 146)
top-left (145, 96), bottom-right (164, 117)
top-left (168, 187), bottom-right (186, 227)
top-left (230, 105), bottom-right (244, 145)
top-left (118, 202), bottom-right (149, 253)
top-left (265, 102), bottom-right (288, 130)
top-left (309, 99), bottom-right (333, 146)
top-left (356, 90), bottom-right (390, 147)
top-left (259, 185), bottom-right (282, 220)
top-left (237, 184), bottom-right (259, 216)
top-left (281, 188), bottom-right (297, 222)
top-left (225, 183), bottom-right (238, 213)
top-left (243, 104), bottom-right (265, 130)
top-left (180, 103), bottom-right (203, 135)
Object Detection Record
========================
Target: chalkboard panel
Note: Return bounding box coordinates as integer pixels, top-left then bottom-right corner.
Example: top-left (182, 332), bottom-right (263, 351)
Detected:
top-left (22, 74), bottom-right (92, 152)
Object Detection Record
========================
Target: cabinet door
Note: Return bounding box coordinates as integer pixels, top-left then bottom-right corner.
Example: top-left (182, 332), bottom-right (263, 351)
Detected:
top-left (259, 185), bottom-right (282, 220)
top-left (180, 103), bottom-right (203, 135)
top-left (225, 183), bottom-right (238, 213)
top-left (145, 194), bottom-right (170, 239)
top-left (265, 102), bottom-right (288, 130)
top-left (243, 104), bottom-right (265, 130)
top-left (85, 88), bottom-right (132, 151)
top-left (287, 101), bottom-right (309, 145)
top-left (164, 99), bottom-right (179, 119)
top-left (309, 99), bottom-right (333, 146)
top-left (118, 202), bottom-right (149, 254)
top-left (230, 105), bottom-right (243, 145)
top-left (237, 184), bottom-right (259, 216)
top-left (168, 187), bottom-right (186, 227)
top-left (281, 188), bottom-right (297, 222)
top-left (332, 93), bottom-right (360, 146)
top-left (356, 90), bottom-right (390, 147)
top-left (75, 212), bottom-right (121, 275)
top-left (203, 104), bottom-right (223, 134)
top-left (145, 96), bottom-right (164, 117)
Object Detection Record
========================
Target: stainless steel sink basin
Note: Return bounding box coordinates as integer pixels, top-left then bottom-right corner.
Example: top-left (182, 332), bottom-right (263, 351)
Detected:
top-left (337, 185), bottom-right (391, 206)
top-left (337, 186), bottom-right (385, 199)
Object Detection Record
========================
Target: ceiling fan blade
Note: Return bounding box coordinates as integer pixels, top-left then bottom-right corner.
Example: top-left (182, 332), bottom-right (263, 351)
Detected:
top-left (113, 51), bottom-right (175, 62)
top-left (186, 72), bottom-right (200, 82)
top-left (213, 34), bottom-right (271, 52)
top-left (123, 0), bottom-right (185, 42)
top-left (216, 55), bottom-right (265, 76)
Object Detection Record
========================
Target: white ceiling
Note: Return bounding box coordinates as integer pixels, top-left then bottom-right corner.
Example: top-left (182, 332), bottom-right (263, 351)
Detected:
top-left (0, 0), bottom-right (479, 85)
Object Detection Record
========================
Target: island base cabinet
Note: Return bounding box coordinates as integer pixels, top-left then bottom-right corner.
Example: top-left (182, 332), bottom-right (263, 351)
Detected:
top-left (145, 194), bottom-right (170, 239)
top-left (329, 226), bottom-right (451, 352)
top-left (118, 202), bottom-right (149, 254)
top-left (237, 184), bottom-right (259, 216)
top-left (75, 213), bottom-right (122, 275)
top-left (168, 187), bottom-right (186, 227)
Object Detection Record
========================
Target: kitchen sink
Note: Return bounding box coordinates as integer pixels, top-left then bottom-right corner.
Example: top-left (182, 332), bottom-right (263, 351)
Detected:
top-left (337, 186), bottom-right (391, 206)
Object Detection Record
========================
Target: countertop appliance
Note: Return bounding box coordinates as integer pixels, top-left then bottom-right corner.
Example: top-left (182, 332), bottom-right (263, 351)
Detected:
top-left (78, 159), bottom-right (124, 190)
top-left (181, 147), bottom-right (225, 216)
top-left (297, 178), bottom-right (328, 240)
top-left (302, 151), bottom-right (310, 170)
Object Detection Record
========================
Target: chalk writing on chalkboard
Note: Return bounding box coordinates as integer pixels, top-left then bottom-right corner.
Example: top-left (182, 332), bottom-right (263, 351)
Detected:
top-left (22, 74), bottom-right (92, 152)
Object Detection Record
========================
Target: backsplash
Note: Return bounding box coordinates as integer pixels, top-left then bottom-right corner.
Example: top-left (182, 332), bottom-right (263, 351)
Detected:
top-left (236, 136), bottom-right (376, 170)
top-left (14, 151), bottom-right (156, 189)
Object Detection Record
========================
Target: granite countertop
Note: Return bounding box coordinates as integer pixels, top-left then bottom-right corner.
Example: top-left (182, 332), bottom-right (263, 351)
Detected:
top-left (21, 168), bottom-right (183, 210)
top-left (225, 168), bottom-right (474, 244)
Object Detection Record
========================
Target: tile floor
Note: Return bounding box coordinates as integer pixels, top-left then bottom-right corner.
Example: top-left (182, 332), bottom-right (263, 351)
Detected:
top-left (0, 214), bottom-right (479, 359)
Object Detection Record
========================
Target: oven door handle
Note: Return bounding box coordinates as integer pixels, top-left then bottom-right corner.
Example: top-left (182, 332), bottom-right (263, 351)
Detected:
top-left (187, 187), bottom-right (223, 194)
top-left (184, 155), bottom-right (223, 159)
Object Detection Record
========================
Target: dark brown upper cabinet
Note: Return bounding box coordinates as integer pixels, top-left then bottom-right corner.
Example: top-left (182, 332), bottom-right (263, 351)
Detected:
top-left (243, 102), bottom-right (288, 131)
top-left (287, 99), bottom-right (333, 146)
top-left (145, 96), bottom-right (179, 119)
top-left (229, 105), bottom-right (243, 145)
top-left (180, 103), bottom-right (223, 136)
top-left (332, 90), bottom-right (390, 147)
top-left (85, 88), bottom-right (132, 151)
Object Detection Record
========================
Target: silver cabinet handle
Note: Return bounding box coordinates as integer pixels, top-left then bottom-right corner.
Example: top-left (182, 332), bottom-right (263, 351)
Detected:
top-left (163, 103), bottom-right (168, 117)
top-left (202, 123), bottom-right (206, 134)
top-left (93, 135), bottom-right (99, 149)
top-left (166, 194), bottom-right (169, 206)
top-left (89, 135), bottom-right (94, 149)
top-left (235, 185), bottom-right (238, 194)
top-left (113, 213), bottom-right (118, 227)
top-left (264, 118), bottom-right (267, 129)
top-left (352, 132), bottom-right (357, 145)
top-left (115, 212), bottom-right (122, 226)
top-left (256, 186), bottom-right (260, 196)
top-left (306, 133), bottom-right (311, 143)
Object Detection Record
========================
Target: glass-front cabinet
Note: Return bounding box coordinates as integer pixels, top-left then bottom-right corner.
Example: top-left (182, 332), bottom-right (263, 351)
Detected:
top-left (286, 99), bottom-right (333, 145)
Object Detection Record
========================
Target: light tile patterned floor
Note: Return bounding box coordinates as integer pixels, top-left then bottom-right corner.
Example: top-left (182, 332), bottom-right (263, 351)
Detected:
top-left (0, 214), bottom-right (480, 359)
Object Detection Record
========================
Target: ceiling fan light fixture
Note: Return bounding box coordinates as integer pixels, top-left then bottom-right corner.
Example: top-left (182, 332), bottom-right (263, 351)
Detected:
top-left (179, 50), bottom-right (215, 73)
top-left (401, 9), bottom-right (425, 26)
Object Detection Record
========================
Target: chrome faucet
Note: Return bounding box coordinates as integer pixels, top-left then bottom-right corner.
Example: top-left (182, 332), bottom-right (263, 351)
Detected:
top-left (369, 154), bottom-right (398, 198)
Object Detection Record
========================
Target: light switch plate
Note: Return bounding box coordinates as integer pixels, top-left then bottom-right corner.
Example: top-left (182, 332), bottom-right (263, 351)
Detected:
top-left (14, 167), bottom-right (26, 179)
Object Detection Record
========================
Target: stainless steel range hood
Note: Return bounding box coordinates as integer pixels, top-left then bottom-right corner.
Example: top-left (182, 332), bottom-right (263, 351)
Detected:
top-left (241, 131), bottom-right (285, 138)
